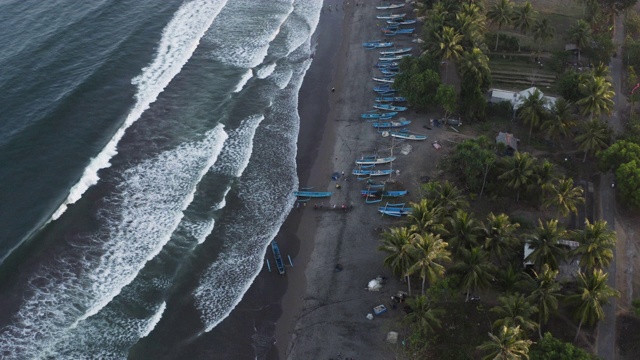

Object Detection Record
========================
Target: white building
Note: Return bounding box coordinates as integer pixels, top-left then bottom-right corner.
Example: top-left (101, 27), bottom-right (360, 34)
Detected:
top-left (489, 86), bottom-right (558, 111)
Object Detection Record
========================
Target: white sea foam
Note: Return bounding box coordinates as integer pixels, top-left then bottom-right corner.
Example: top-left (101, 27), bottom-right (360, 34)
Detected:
top-left (203, 0), bottom-right (294, 68)
top-left (48, 0), bottom-right (230, 222)
top-left (140, 302), bottom-right (167, 339)
top-left (0, 125), bottom-right (228, 358)
top-left (255, 63), bottom-right (276, 79)
top-left (233, 69), bottom-right (253, 93)
top-left (269, 68), bottom-right (294, 90)
top-left (211, 115), bottom-right (264, 177)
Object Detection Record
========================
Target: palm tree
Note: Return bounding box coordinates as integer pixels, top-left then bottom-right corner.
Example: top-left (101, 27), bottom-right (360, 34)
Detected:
top-left (406, 232), bottom-right (452, 295)
top-left (446, 209), bottom-right (483, 259)
top-left (512, 1), bottom-right (538, 52)
top-left (497, 263), bottom-right (529, 294)
top-left (517, 88), bottom-right (548, 143)
top-left (378, 227), bottom-right (415, 293)
top-left (577, 75), bottom-right (614, 121)
top-left (491, 293), bottom-right (539, 334)
top-left (540, 98), bottom-right (574, 148)
top-left (457, 3), bottom-right (487, 50)
top-left (526, 264), bottom-right (562, 339)
top-left (534, 160), bottom-right (556, 193)
top-left (407, 198), bottom-right (444, 235)
top-left (434, 26), bottom-right (464, 80)
top-left (482, 213), bottom-right (520, 264)
top-left (574, 118), bottom-right (612, 162)
top-left (422, 180), bottom-right (469, 216)
top-left (567, 269), bottom-right (620, 341)
top-left (532, 18), bottom-right (555, 52)
top-left (542, 177), bottom-right (585, 219)
top-left (487, 0), bottom-right (515, 51)
top-left (452, 247), bottom-right (495, 302)
top-left (592, 63), bottom-right (611, 80)
top-left (477, 325), bottom-right (533, 360)
top-left (403, 295), bottom-right (444, 337)
top-left (525, 219), bottom-right (567, 271)
top-left (572, 219), bottom-right (616, 272)
top-left (458, 47), bottom-right (492, 88)
top-left (568, 19), bottom-right (592, 64)
top-left (498, 152), bottom-right (537, 203)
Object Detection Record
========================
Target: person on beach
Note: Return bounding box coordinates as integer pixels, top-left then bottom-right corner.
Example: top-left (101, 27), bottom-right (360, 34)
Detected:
top-left (332, 87), bottom-right (335, 92)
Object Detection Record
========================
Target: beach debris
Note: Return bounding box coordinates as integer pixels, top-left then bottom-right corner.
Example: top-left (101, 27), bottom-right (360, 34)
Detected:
top-left (373, 304), bottom-right (388, 315)
top-left (367, 278), bottom-right (383, 291)
top-left (334, 264), bottom-right (343, 272)
top-left (386, 331), bottom-right (399, 344)
top-left (432, 141), bottom-right (441, 150)
top-left (366, 313), bottom-right (374, 320)
top-left (399, 144), bottom-right (412, 155)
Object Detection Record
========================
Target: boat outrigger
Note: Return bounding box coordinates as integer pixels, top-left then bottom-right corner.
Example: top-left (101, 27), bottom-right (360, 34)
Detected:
top-left (371, 120), bottom-right (411, 129)
top-left (376, 3), bottom-right (404, 10)
top-left (355, 156), bottom-right (396, 165)
top-left (376, 13), bottom-right (406, 20)
top-left (389, 131), bottom-right (427, 140)
top-left (361, 111), bottom-right (397, 119)
top-left (352, 169), bottom-right (394, 177)
top-left (373, 103), bottom-right (408, 112)
top-left (378, 202), bottom-right (413, 216)
top-left (294, 191), bottom-right (333, 198)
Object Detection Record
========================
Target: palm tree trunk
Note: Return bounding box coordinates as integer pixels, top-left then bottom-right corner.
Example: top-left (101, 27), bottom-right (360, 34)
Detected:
top-left (421, 276), bottom-right (426, 295)
top-left (479, 162), bottom-right (490, 199)
top-left (538, 313), bottom-right (544, 340)
top-left (406, 275), bottom-right (412, 296)
top-left (574, 318), bottom-right (584, 342)
top-left (582, 150), bottom-right (588, 163)
top-left (465, 290), bottom-right (470, 302)
top-left (528, 121), bottom-right (534, 144)
top-left (495, 32), bottom-right (500, 52)
top-left (516, 189), bottom-right (521, 203)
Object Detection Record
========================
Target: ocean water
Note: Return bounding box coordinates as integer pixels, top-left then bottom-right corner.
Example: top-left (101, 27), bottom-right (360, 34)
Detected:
top-left (0, 0), bottom-right (322, 358)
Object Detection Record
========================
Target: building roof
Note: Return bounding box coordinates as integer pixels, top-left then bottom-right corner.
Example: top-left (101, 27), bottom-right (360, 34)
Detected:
top-left (490, 87), bottom-right (557, 111)
top-left (496, 132), bottom-right (519, 151)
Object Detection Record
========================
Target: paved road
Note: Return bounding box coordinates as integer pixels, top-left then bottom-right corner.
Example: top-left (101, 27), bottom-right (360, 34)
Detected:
top-left (596, 13), bottom-right (627, 360)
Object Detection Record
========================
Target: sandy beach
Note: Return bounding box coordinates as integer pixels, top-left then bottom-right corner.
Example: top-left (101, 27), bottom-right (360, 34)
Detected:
top-left (268, 1), bottom-right (460, 359)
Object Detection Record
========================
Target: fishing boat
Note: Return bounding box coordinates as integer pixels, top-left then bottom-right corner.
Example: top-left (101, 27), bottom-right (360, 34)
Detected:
top-left (378, 54), bottom-right (410, 62)
top-left (361, 189), bottom-right (408, 198)
top-left (363, 41), bottom-right (394, 49)
top-left (373, 85), bottom-right (394, 93)
top-left (271, 241), bottom-right (286, 274)
top-left (379, 69), bottom-right (398, 76)
top-left (293, 191), bottom-right (333, 198)
top-left (389, 132), bottom-right (427, 140)
top-left (376, 13), bottom-right (406, 20)
top-left (361, 111), bottom-right (397, 119)
top-left (376, 3), bottom-right (404, 10)
top-left (373, 103), bottom-right (407, 111)
top-left (372, 120), bottom-right (411, 128)
top-left (375, 96), bottom-right (407, 103)
top-left (387, 19), bottom-right (417, 25)
top-left (373, 77), bottom-right (394, 83)
top-left (352, 169), bottom-right (394, 177)
top-left (378, 203), bottom-right (413, 216)
top-left (376, 61), bottom-right (399, 68)
top-left (396, 28), bottom-right (415, 34)
top-left (379, 47), bottom-right (412, 55)
top-left (355, 156), bottom-right (396, 165)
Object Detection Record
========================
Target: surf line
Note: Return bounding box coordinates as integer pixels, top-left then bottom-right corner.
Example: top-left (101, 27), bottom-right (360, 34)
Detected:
top-left (45, 0), bottom-right (230, 223)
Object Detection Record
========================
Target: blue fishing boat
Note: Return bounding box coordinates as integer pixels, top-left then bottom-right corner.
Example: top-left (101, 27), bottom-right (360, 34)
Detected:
top-left (373, 85), bottom-right (394, 93)
top-left (363, 40), bottom-right (394, 49)
top-left (373, 103), bottom-right (407, 111)
top-left (372, 120), bottom-right (411, 128)
top-left (376, 13), bottom-right (406, 20)
top-left (352, 169), bottom-right (394, 177)
top-left (355, 156), bottom-right (396, 165)
top-left (378, 203), bottom-right (413, 216)
top-left (293, 191), bottom-right (333, 198)
top-left (361, 189), bottom-right (408, 198)
top-left (378, 54), bottom-right (410, 62)
top-left (376, 61), bottom-right (399, 68)
top-left (378, 90), bottom-right (397, 96)
top-left (387, 19), bottom-right (417, 25)
top-left (376, 3), bottom-right (404, 10)
top-left (375, 96), bottom-right (407, 103)
top-left (361, 111), bottom-right (397, 119)
top-left (379, 69), bottom-right (398, 77)
top-left (396, 28), bottom-right (415, 34)
top-left (271, 241), bottom-right (285, 275)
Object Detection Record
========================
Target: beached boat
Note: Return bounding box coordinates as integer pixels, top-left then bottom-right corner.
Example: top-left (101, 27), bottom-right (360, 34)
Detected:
top-left (373, 103), bottom-right (407, 111)
top-left (376, 61), bottom-right (399, 68)
top-left (375, 96), bottom-right (406, 103)
top-left (361, 189), bottom-right (408, 198)
top-left (396, 28), bottom-right (415, 34)
top-left (376, 3), bottom-right (404, 10)
top-left (355, 156), bottom-right (396, 165)
top-left (379, 47), bottom-right (412, 55)
top-left (387, 19), bottom-right (417, 25)
top-left (389, 132), bottom-right (427, 140)
top-left (379, 54), bottom-right (410, 62)
top-left (376, 13), bottom-right (406, 20)
top-left (379, 69), bottom-right (398, 76)
top-left (271, 241), bottom-right (285, 274)
top-left (378, 203), bottom-right (413, 216)
top-left (373, 85), bottom-right (394, 93)
top-left (372, 120), bottom-right (411, 128)
top-left (363, 40), bottom-right (394, 49)
top-left (293, 191), bottom-right (333, 198)
top-left (352, 169), bottom-right (394, 177)
top-left (361, 111), bottom-right (397, 119)
top-left (372, 77), bottom-right (395, 84)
